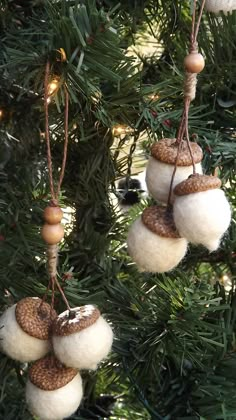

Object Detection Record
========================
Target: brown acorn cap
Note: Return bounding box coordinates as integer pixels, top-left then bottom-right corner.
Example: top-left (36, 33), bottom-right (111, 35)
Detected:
top-left (142, 206), bottom-right (181, 238)
top-left (150, 138), bottom-right (203, 166)
top-left (29, 355), bottom-right (77, 391)
top-left (53, 305), bottom-right (101, 336)
top-left (15, 297), bottom-right (57, 340)
top-left (174, 174), bottom-right (222, 196)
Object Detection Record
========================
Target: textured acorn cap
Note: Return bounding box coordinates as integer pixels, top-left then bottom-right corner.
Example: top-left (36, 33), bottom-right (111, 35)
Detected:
top-left (15, 297), bottom-right (57, 340)
top-left (29, 355), bottom-right (77, 391)
top-left (174, 174), bottom-right (222, 196)
top-left (142, 206), bottom-right (181, 238)
top-left (151, 138), bottom-right (203, 166)
top-left (53, 305), bottom-right (101, 336)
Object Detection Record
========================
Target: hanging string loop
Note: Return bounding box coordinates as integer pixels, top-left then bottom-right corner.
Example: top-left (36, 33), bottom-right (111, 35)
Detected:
top-left (167, 0), bottom-right (206, 206)
top-left (42, 60), bottom-right (71, 311)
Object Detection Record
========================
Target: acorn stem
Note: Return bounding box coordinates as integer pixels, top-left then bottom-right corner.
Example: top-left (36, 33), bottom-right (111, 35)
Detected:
top-left (69, 310), bottom-right (76, 319)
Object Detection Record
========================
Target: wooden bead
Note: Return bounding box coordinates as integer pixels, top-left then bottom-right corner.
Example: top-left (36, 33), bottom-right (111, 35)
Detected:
top-left (184, 53), bottom-right (205, 74)
top-left (43, 206), bottom-right (63, 224)
top-left (41, 223), bottom-right (64, 245)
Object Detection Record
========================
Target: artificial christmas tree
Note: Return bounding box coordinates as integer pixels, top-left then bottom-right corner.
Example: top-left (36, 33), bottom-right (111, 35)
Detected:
top-left (0, 1), bottom-right (235, 419)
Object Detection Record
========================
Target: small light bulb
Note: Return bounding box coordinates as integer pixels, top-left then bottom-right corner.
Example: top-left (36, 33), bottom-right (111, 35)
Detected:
top-left (91, 91), bottom-right (102, 104)
top-left (0, 110), bottom-right (3, 118)
top-left (112, 125), bottom-right (123, 136)
top-left (220, 274), bottom-right (232, 292)
top-left (48, 77), bottom-right (60, 96)
top-left (148, 94), bottom-right (159, 100)
top-left (112, 125), bottom-right (134, 136)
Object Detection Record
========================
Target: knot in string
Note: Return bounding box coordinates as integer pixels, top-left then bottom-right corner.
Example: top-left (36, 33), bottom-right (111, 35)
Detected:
top-left (49, 198), bottom-right (59, 207)
top-left (190, 41), bottom-right (198, 54)
top-left (47, 245), bottom-right (58, 278)
top-left (184, 72), bottom-right (197, 101)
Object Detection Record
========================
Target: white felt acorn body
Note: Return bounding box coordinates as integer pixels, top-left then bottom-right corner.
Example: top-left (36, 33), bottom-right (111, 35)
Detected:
top-left (0, 297), bottom-right (56, 362)
top-left (145, 138), bottom-right (203, 204)
top-left (26, 355), bottom-right (83, 420)
top-left (173, 174), bottom-right (231, 251)
top-left (205, 0), bottom-right (236, 13)
top-left (52, 305), bottom-right (113, 370)
top-left (127, 206), bottom-right (188, 273)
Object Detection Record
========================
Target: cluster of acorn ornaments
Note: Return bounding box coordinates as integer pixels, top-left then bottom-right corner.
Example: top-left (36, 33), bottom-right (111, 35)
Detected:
top-left (127, 138), bottom-right (231, 273)
top-left (0, 297), bottom-right (113, 420)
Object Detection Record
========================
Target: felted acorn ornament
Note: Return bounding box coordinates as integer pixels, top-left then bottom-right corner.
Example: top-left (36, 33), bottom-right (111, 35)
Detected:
top-left (127, 206), bottom-right (188, 273)
top-left (52, 305), bottom-right (113, 370)
top-left (173, 174), bottom-right (231, 251)
top-left (145, 138), bottom-right (203, 203)
top-left (0, 297), bottom-right (56, 362)
top-left (205, 0), bottom-right (236, 14)
top-left (26, 355), bottom-right (83, 420)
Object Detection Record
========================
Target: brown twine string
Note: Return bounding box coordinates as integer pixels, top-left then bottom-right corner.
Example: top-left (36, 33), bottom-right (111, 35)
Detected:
top-left (184, 99), bottom-right (196, 175)
top-left (191, 0), bottom-right (197, 47)
top-left (39, 277), bottom-right (52, 312)
top-left (193, 0), bottom-right (206, 47)
top-left (44, 63), bottom-right (70, 203)
top-left (51, 276), bottom-right (55, 311)
top-left (54, 276), bottom-right (71, 312)
top-left (167, 101), bottom-right (188, 205)
top-left (47, 245), bottom-right (58, 277)
top-left (44, 62), bottom-right (55, 200)
top-left (166, 140), bottom-right (183, 206)
top-left (167, 0), bottom-right (205, 206)
top-left (184, 72), bottom-right (197, 101)
top-left (176, 109), bottom-right (186, 144)
top-left (186, 0), bottom-right (206, 100)
top-left (57, 88), bottom-right (69, 197)
top-left (43, 61), bottom-right (71, 311)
